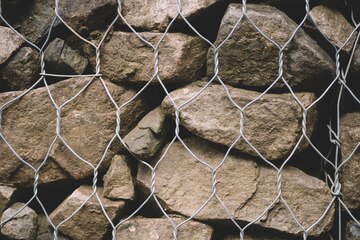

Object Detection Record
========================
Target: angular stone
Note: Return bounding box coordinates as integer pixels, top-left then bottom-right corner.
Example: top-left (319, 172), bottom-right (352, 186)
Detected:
top-left (207, 4), bottom-right (335, 91)
top-left (1, 202), bottom-right (38, 240)
top-left (116, 216), bottom-right (213, 240)
top-left (0, 47), bottom-right (40, 90)
top-left (223, 234), bottom-right (283, 240)
top-left (44, 38), bottom-right (88, 75)
top-left (340, 112), bottom-right (360, 209)
top-left (103, 155), bottom-right (135, 201)
top-left (346, 220), bottom-right (360, 240)
top-left (137, 138), bottom-right (334, 236)
top-left (0, 77), bottom-right (147, 186)
top-left (162, 84), bottom-right (317, 161)
top-left (50, 186), bottom-right (125, 240)
top-left (123, 107), bottom-right (166, 159)
top-left (92, 31), bottom-right (207, 84)
top-left (0, 26), bottom-right (23, 65)
top-left (119, 0), bottom-right (223, 31)
top-left (36, 215), bottom-right (70, 240)
top-left (0, 186), bottom-right (16, 215)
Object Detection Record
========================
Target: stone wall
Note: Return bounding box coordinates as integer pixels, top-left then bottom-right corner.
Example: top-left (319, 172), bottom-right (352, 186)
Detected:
top-left (0, 0), bottom-right (359, 240)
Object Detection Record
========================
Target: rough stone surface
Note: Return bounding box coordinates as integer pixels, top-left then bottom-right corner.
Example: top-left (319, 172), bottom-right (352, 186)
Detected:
top-left (1, 202), bottom-right (38, 240)
top-left (0, 47), bottom-right (40, 90)
top-left (346, 220), bottom-right (360, 240)
top-left (50, 186), bottom-right (126, 240)
top-left (90, 31), bottom-right (207, 84)
top-left (103, 155), bottom-right (135, 200)
top-left (207, 4), bottom-right (335, 91)
top-left (116, 216), bottom-right (213, 240)
top-left (137, 138), bottom-right (334, 236)
top-left (308, 5), bottom-right (356, 53)
top-left (0, 186), bottom-right (16, 215)
top-left (223, 234), bottom-right (284, 240)
top-left (36, 215), bottom-right (70, 240)
top-left (162, 84), bottom-right (317, 161)
top-left (351, 46), bottom-right (360, 75)
top-left (0, 77), bottom-right (147, 187)
top-left (119, 0), bottom-right (223, 31)
top-left (0, 26), bottom-right (24, 65)
top-left (44, 38), bottom-right (88, 75)
top-left (340, 112), bottom-right (360, 209)
top-left (123, 107), bottom-right (166, 159)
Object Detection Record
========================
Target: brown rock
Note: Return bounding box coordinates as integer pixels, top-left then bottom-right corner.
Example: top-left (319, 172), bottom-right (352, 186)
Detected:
top-left (0, 77), bottom-right (147, 186)
top-left (137, 138), bottom-right (334, 236)
top-left (0, 26), bottom-right (23, 65)
top-left (351, 46), bottom-right (360, 75)
top-left (207, 4), bottom-right (335, 91)
top-left (92, 31), bottom-right (207, 84)
top-left (345, 220), bottom-right (360, 240)
top-left (0, 47), bottom-right (40, 90)
top-left (103, 155), bottom-right (135, 201)
top-left (116, 216), bottom-right (213, 240)
top-left (340, 112), bottom-right (360, 209)
top-left (36, 215), bottom-right (70, 240)
top-left (0, 186), bottom-right (16, 215)
top-left (50, 186), bottom-right (125, 240)
top-left (223, 234), bottom-right (284, 240)
top-left (161, 84), bottom-right (317, 161)
top-left (123, 107), bottom-right (166, 159)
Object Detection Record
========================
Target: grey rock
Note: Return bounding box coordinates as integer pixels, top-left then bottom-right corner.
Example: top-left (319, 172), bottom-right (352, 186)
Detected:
top-left (161, 84), bottom-right (317, 161)
top-left (0, 77), bottom-right (147, 187)
top-left (44, 38), bottom-right (88, 75)
top-left (0, 186), bottom-right (16, 215)
top-left (103, 155), bottom-right (135, 201)
top-left (1, 47), bottom-right (40, 90)
top-left (50, 186), bottom-right (126, 240)
top-left (116, 216), bottom-right (213, 240)
top-left (137, 138), bottom-right (334, 236)
top-left (207, 4), bottom-right (335, 91)
top-left (346, 220), bottom-right (360, 240)
top-left (340, 112), bottom-right (360, 209)
top-left (0, 26), bottom-right (23, 65)
top-left (1, 202), bottom-right (38, 240)
top-left (123, 107), bottom-right (166, 159)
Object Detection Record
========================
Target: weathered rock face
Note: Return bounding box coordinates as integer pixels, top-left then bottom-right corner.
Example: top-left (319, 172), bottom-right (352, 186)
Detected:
top-left (0, 26), bottom-right (23, 65)
top-left (1, 202), bottom-right (38, 240)
top-left (123, 107), bottom-right (166, 159)
top-left (0, 47), bottom-right (40, 90)
top-left (50, 186), bottom-right (125, 240)
top-left (103, 155), bottom-right (135, 201)
top-left (346, 220), bottom-right (360, 240)
top-left (207, 4), bottom-right (335, 91)
top-left (162, 84), bottom-right (317, 161)
top-left (44, 38), bottom-right (88, 75)
top-left (119, 0), bottom-right (223, 31)
top-left (0, 77), bottom-right (147, 186)
top-left (92, 31), bottom-right (207, 84)
top-left (0, 186), bottom-right (16, 215)
top-left (223, 234), bottom-right (284, 240)
top-left (35, 215), bottom-right (70, 240)
top-left (137, 138), bottom-right (334, 236)
top-left (116, 216), bottom-right (213, 240)
top-left (340, 112), bottom-right (360, 209)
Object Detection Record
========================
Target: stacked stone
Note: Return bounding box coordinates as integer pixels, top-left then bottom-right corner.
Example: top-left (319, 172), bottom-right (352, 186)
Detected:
top-left (0, 0), bottom-right (359, 240)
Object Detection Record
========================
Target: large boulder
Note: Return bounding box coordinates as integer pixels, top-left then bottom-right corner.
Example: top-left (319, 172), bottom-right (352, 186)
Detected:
top-left (162, 84), bottom-right (317, 161)
top-left (340, 112), bottom-right (360, 209)
top-left (137, 138), bottom-right (334, 236)
top-left (116, 216), bottom-right (213, 240)
top-left (207, 4), bottom-right (335, 91)
top-left (50, 186), bottom-right (125, 240)
top-left (0, 26), bottom-right (23, 65)
top-left (0, 77), bottom-right (147, 186)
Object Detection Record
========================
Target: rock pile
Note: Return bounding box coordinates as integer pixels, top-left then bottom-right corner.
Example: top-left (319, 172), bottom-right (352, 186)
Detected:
top-left (0, 0), bottom-right (359, 240)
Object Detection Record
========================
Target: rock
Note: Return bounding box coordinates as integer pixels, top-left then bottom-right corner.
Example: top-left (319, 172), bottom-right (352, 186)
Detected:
top-left (207, 4), bottom-right (335, 91)
top-left (161, 84), bottom-right (317, 161)
top-left (351, 46), bottom-right (360, 75)
top-left (36, 215), bottom-right (70, 240)
top-left (123, 107), bottom-right (166, 159)
top-left (345, 220), bottom-right (360, 240)
top-left (306, 5), bottom-right (357, 53)
top-left (103, 155), bottom-right (135, 201)
top-left (0, 26), bottom-right (23, 65)
top-left (340, 112), bottom-right (360, 209)
top-left (116, 216), bottom-right (213, 240)
top-left (0, 186), bottom-right (16, 215)
top-left (0, 47), bottom-right (40, 90)
top-left (0, 77), bottom-right (147, 186)
top-left (44, 38), bottom-right (88, 75)
top-left (50, 186), bottom-right (126, 240)
top-left (1, 202), bottom-right (38, 240)
top-left (223, 234), bottom-right (284, 240)
top-left (137, 138), bottom-right (334, 236)
top-left (90, 31), bottom-right (207, 84)
top-left (119, 0), bottom-right (223, 31)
